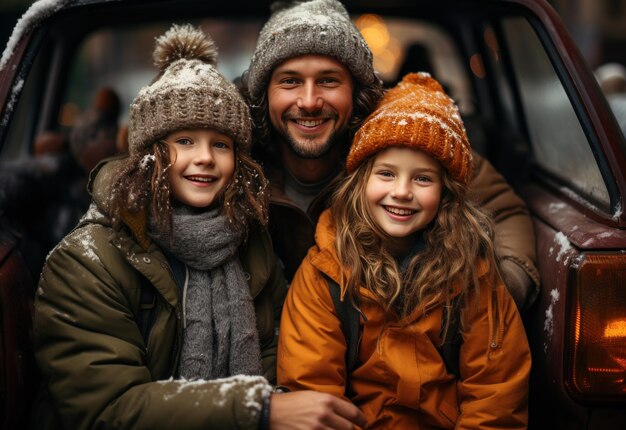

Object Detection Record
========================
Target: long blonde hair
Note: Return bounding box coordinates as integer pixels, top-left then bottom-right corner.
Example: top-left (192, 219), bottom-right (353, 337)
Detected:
top-left (332, 154), bottom-right (498, 334)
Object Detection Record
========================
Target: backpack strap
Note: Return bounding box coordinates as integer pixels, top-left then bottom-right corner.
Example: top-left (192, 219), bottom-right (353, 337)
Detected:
top-left (137, 278), bottom-right (157, 343)
top-left (439, 295), bottom-right (463, 378)
top-left (324, 274), bottom-right (362, 374)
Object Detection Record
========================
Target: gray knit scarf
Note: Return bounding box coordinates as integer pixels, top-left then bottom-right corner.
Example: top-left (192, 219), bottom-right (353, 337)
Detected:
top-left (149, 206), bottom-right (262, 380)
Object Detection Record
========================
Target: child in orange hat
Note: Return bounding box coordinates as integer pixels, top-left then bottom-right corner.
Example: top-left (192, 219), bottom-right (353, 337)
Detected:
top-left (277, 72), bottom-right (531, 429)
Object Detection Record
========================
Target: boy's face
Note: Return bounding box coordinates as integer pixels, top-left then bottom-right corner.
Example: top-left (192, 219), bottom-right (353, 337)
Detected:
top-left (365, 147), bottom-right (442, 256)
top-left (267, 55), bottom-right (354, 159)
top-left (165, 128), bottom-right (235, 208)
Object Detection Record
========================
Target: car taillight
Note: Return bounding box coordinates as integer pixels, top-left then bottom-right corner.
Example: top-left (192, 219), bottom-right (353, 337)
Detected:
top-left (566, 252), bottom-right (626, 401)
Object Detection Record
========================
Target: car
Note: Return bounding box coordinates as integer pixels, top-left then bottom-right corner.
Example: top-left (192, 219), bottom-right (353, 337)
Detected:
top-left (1, 0), bottom-right (625, 428)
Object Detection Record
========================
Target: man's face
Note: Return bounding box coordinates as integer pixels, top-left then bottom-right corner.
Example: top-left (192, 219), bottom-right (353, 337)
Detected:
top-left (267, 55), bottom-right (354, 159)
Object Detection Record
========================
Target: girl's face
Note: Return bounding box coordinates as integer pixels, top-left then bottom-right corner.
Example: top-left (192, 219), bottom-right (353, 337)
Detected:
top-left (365, 146), bottom-right (442, 255)
top-left (165, 128), bottom-right (235, 208)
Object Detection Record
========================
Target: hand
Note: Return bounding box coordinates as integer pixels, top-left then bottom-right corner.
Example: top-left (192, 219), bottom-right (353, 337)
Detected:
top-left (269, 390), bottom-right (367, 430)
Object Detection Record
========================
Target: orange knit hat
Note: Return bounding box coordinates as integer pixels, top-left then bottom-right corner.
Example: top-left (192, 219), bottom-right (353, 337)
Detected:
top-left (346, 72), bottom-right (473, 186)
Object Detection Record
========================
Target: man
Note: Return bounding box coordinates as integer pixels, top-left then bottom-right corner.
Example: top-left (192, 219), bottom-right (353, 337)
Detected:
top-left (244, 3), bottom-right (538, 425)
top-left (243, 0), bottom-right (539, 309)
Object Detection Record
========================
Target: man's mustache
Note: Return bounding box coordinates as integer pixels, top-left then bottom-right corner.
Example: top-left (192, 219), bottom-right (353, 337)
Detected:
top-left (282, 108), bottom-right (339, 121)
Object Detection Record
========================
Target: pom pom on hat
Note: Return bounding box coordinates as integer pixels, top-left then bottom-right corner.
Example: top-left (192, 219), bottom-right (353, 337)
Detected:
top-left (401, 71), bottom-right (444, 91)
top-left (128, 24), bottom-right (251, 155)
top-left (153, 24), bottom-right (218, 72)
top-left (347, 72), bottom-right (473, 186)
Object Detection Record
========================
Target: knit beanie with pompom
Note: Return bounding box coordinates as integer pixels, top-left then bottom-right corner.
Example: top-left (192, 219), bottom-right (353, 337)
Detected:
top-left (245, 0), bottom-right (376, 103)
top-left (346, 72), bottom-right (473, 186)
top-left (128, 24), bottom-right (252, 154)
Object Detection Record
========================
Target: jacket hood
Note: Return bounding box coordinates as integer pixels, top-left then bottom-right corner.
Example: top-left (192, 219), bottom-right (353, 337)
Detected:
top-left (88, 155), bottom-right (124, 210)
top-left (308, 209), bottom-right (344, 284)
top-left (88, 155), bottom-right (153, 249)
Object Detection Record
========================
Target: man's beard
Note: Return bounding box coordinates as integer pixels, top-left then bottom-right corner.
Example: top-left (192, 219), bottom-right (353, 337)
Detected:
top-left (279, 108), bottom-right (348, 159)
top-left (283, 128), bottom-right (347, 159)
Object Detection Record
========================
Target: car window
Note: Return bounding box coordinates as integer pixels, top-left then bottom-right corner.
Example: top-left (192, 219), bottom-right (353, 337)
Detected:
top-left (503, 17), bottom-right (610, 209)
top-left (1, 35), bottom-right (49, 160)
top-left (482, 25), bottom-right (521, 133)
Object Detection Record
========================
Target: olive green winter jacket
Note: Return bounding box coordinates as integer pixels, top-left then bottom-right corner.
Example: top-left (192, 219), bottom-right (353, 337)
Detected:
top-left (33, 164), bottom-right (288, 430)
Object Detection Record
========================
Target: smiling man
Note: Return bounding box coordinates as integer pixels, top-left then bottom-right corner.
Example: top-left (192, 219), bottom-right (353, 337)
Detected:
top-left (267, 55), bottom-right (353, 159)
top-left (265, 54), bottom-right (354, 183)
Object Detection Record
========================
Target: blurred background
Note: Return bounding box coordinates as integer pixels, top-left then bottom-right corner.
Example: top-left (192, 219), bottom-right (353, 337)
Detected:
top-left (550, 0), bottom-right (626, 68)
top-left (2, 0), bottom-right (626, 74)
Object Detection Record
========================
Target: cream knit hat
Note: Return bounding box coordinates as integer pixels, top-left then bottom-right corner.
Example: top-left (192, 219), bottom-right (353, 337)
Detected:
top-left (347, 72), bottom-right (473, 185)
top-left (245, 0), bottom-right (376, 103)
top-left (128, 24), bottom-right (252, 154)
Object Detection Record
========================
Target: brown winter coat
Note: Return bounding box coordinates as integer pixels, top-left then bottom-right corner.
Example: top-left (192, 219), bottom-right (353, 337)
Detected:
top-left (33, 162), bottom-right (288, 430)
top-left (277, 209), bottom-right (531, 429)
top-left (266, 151), bottom-right (539, 306)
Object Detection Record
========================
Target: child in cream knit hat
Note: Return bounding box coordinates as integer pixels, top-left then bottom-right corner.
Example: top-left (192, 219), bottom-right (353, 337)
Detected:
top-left (277, 73), bottom-right (531, 429)
top-left (34, 24), bottom-right (290, 429)
top-left (114, 23), bottom-right (264, 231)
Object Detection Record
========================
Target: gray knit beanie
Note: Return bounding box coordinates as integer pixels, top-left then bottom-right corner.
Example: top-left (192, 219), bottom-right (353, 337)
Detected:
top-left (128, 24), bottom-right (252, 154)
top-left (245, 0), bottom-right (375, 103)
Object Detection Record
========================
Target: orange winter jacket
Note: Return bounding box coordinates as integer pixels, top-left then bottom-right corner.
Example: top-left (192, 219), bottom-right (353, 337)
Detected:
top-left (278, 209), bottom-right (531, 430)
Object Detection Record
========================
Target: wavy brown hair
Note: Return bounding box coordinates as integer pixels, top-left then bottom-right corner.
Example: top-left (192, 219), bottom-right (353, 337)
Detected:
top-left (108, 139), bottom-right (269, 239)
top-left (246, 76), bottom-right (385, 161)
top-left (331, 155), bottom-right (498, 338)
